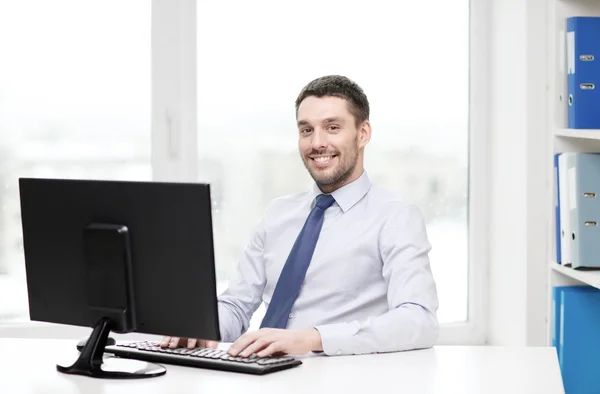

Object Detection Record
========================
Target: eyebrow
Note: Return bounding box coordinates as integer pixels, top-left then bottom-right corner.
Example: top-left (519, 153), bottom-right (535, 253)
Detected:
top-left (297, 117), bottom-right (344, 127)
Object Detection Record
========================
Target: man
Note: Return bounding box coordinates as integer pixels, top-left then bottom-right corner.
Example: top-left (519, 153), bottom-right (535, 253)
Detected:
top-left (161, 75), bottom-right (439, 357)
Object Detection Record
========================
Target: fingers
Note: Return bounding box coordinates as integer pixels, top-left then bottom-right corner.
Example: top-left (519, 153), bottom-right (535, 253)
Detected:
top-left (192, 339), bottom-right (219, 349)
top-left (187, 338), bottom-right (198, 349)
top-left (228, 331), bottom-right (261, 356)
top-left (257, 342), bottom-right (282, 358)
top-left (239, 337), bottom-right (271, 358)
top-left (171, 337), bottom-right (182, 349)
top-left (160, 337), bottom-right (174, 348)
top-left (160, 337), bottom-right (218, 350)
top-left (159, 336), bottom-right (183, 349)
top-left (206, 340), bottom-right (218, 349)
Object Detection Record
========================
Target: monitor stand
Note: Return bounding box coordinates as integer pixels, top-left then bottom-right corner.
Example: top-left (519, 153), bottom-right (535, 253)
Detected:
top-left (57, 317), bottom-right (166, 379)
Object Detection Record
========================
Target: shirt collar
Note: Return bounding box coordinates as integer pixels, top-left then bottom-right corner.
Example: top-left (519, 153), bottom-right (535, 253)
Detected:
top-left (309, 170), bottom-right (371, 213)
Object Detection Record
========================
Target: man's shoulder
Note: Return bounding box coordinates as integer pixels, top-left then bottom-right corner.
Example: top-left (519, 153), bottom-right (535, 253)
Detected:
top-left (368, 183), bottom-right (413, 211)
top-left (367, 184), bottom-right (427, 232)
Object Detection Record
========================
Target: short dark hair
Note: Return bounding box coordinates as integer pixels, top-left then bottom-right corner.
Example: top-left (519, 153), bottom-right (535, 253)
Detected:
top-left (295, 75), bottom-right (370, 125)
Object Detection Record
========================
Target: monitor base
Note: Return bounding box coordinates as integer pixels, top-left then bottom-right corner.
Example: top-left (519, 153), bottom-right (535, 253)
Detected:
top-left (57, 317), bottom-right (166, 379)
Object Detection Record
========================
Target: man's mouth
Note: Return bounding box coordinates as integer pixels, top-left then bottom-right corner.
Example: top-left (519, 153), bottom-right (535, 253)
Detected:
top-left (310, 155), bottom-right (337, 167)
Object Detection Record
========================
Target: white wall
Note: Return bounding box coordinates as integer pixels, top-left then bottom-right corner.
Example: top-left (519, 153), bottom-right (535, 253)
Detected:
top-left (486, 0), bottom-right (550, 346)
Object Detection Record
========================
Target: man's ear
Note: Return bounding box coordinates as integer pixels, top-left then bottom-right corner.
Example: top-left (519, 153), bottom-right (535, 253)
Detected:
top-left (358, 120), bottom-right (372, 148)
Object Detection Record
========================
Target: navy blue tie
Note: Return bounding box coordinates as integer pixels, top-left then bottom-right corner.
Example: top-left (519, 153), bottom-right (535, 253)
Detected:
top-left (260, 194), bottom-right (336, 329)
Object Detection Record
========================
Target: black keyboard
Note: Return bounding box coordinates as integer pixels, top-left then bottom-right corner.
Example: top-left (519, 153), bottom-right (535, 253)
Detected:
top-left (104, 341), bottom-right (302, 375)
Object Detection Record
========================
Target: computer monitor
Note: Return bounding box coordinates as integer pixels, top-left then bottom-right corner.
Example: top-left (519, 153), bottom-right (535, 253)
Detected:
top-left (18, 177), bottom-right (221, 379)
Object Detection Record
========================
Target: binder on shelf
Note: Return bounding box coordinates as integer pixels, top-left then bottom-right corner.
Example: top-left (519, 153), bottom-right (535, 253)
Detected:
top-left (558, 286), bottom-right (600, 394)
top-left (567, 17), bottom-right (600, 129)
top-left (558, 153), bottom-right (572, 266)
top-left (567, 153), bottom-right (600, 268)
top-left (554, 153), bottom-right (561, 264)
top-left (551, 286), bottom-right (562, 355)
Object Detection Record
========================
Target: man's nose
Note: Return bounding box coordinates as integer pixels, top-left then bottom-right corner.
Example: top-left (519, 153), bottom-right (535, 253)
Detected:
top-left (311, 129), bottom-right (327, 150)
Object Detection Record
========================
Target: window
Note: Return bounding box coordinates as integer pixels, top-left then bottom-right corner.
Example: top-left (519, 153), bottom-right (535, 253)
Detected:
top-left (0, 1), bottom-right (481, 342)
top-left (197, 0), bottom-right (469, 329)
top-left (0, 0), bottom-right (150, 323)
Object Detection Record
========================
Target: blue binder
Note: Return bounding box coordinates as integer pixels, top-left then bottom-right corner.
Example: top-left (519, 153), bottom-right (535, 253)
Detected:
top-left (567, 153), bottom-right (600, 268)
top-left (554, 153), bottom-right (561, 264)
top-left (551, 286), bottom-right (562, 355)
top-left (567, 17), bottom-right (600, 129)
top-left (558, 286), bottom-right (600, 394)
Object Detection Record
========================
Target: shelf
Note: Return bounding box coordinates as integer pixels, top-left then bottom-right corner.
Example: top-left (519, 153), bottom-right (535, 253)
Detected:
top-left (551, 263), bottom-right (600, 289)
top-left (555, 129), bottom-right (600, 141)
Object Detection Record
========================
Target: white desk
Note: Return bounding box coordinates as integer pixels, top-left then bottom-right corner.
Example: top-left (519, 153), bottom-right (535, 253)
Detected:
top-left (0, 338), bottom-right (564, 394)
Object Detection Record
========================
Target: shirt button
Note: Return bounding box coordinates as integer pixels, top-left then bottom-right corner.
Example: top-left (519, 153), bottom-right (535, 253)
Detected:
top-left (288, 313), bottom-right (293, 319)
top-left (336, 350), bottom-right (342, 355)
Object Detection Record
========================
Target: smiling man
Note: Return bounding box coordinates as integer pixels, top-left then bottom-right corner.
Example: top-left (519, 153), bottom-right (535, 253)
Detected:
top-left (161, 75), bottom-right (439, 357)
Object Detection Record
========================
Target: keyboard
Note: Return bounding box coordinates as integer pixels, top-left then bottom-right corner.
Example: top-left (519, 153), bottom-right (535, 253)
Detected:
top-left (104, 341), bottom-right (302, 375)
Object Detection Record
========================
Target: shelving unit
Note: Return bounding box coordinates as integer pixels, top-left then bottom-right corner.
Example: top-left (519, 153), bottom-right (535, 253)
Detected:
top-left (554, 129), bottom-right (600, 152)
top-left (547, 0), bottom-right (600, 344)
top-left (551, 262), bottom-right (600, 289)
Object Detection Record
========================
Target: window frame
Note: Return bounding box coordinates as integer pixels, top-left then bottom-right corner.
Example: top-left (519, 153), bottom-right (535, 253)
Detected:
top-left (434, 0), bottom-right (489, 345)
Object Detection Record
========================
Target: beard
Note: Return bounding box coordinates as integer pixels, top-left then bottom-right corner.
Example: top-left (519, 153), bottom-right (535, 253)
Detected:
top-left (302, 143), bottom-right (359, 190)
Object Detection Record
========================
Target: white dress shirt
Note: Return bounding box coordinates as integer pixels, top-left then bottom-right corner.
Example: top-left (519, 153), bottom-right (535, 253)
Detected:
top-left (217, 170), bottom-right (439, 356)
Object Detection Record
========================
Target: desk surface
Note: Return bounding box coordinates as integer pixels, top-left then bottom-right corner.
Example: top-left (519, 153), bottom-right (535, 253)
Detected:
top-left (0, 338), bottom-right (564, 394)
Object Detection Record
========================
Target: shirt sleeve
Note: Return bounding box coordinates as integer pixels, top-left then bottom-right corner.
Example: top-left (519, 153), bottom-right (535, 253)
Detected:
top-left (314, 204), bottom-right (439, 356)
top-left (216, 214), bottom-right (268, 343)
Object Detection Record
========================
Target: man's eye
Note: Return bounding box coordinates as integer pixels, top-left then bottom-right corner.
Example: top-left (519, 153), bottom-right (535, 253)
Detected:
top-left (327, 125), bottom-right (340, 131)
top-left (301, 128), bottom-right (312, 134)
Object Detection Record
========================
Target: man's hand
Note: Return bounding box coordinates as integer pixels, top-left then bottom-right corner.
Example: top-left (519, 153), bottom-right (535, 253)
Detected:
top-left (227, 328), bottom-right (322, 358)
top-left (159, 336), bottom-right (218, 350)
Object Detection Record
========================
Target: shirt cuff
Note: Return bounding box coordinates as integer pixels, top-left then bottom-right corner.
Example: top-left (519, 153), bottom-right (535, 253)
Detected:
top-left (314, 322), bottom-right (359, 356)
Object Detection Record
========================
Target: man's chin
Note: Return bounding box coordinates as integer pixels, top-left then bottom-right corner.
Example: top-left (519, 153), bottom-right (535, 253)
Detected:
top-left (311, 173), bottom-right (339, 188)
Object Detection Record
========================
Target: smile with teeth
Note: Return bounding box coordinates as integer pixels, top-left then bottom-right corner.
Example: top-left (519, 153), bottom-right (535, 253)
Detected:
top-left (311, 155), bottom-right (336, 166)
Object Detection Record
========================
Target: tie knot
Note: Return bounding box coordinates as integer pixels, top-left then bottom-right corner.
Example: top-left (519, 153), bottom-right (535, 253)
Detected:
top-left (315, 194), bottom-right (336, 210)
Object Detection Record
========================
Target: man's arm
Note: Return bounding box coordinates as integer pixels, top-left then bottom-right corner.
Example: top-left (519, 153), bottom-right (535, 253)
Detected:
top-left (217, 215), bottom-right (268, 343)
top-left (314, 204), bottom-right (439, 356)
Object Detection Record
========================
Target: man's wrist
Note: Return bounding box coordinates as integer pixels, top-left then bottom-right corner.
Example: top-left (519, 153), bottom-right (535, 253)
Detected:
top-left (308, 328), bottom-right (323, 352)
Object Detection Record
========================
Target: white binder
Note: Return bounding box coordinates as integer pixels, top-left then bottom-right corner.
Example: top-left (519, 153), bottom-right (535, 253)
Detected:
top-left (559, 153), bottom-right (573, 265)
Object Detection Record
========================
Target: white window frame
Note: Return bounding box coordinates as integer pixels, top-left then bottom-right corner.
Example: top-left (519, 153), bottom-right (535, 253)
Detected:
top-left (436, 0), bottom-right (489, 345)
top-left (0, 0), bottom-right (489, 344)
top-left (151, 0), bottom-right (198, 183)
